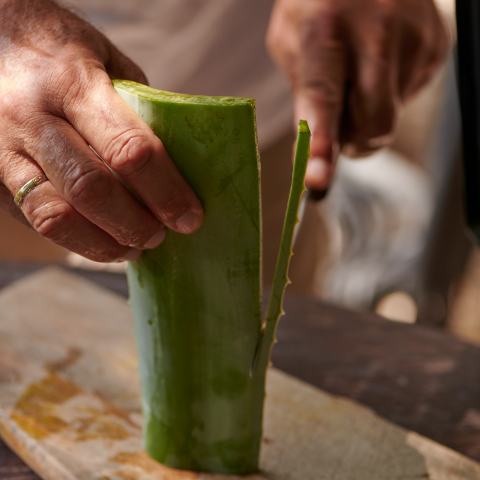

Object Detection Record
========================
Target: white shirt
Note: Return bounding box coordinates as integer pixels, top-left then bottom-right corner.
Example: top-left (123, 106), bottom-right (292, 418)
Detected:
top-left (67, 0), bottom-right (293, 149)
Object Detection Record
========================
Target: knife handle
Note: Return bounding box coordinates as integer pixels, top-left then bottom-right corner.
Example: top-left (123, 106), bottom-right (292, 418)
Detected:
top-left (307, 187), bottom-right (328, 201)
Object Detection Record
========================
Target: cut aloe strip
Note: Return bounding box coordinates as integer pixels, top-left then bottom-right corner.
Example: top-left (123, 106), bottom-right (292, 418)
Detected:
top-left (113, 80), bottom-right (309, 474)
top-left (250, 120), bottom-right (310, 377)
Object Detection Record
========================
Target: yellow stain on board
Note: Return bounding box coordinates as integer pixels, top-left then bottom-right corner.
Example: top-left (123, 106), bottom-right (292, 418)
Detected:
top-left (74, 407), bottom-right (132, 442)
top-left (11, 348), bottom-right (137, 442)
top-left (110, 451), bottom-right (200, 480)
top-left (112, 471), bottom-right (140, 480)
top-left (11, 373), bottom-right (81, 439)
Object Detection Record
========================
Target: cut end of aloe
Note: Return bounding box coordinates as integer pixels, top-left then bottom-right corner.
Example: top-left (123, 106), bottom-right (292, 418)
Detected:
top-left (298, 119), bottom-right (310, 134)
top-left (114, 79), bottom-right (255, 108)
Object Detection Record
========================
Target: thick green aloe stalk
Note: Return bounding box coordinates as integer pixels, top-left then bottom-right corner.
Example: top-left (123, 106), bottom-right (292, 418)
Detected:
top-left (113, 80), bottom-right (309, 474)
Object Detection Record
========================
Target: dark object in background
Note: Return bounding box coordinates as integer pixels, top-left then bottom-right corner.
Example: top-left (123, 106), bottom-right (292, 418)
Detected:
top-left (456, 0), bottom-right (480, 244)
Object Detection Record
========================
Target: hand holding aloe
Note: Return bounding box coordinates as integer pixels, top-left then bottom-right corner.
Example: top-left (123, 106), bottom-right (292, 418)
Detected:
top-left (114, 80), bottom-right (310, 474)
top-left (0, 0), bottom-right (202, 263)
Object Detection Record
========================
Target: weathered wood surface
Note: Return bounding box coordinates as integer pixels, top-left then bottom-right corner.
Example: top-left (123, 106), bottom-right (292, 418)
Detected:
top-left (3, 261), bottom-right (478, 462)
top-left (0, 268), bottom-right (480, 479)
top-left (271, 295), bottom-right (480, 462)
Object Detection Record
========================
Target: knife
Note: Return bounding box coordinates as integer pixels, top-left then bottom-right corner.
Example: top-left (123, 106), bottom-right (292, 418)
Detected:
top-left (456, 0), bottom-right (480, 245)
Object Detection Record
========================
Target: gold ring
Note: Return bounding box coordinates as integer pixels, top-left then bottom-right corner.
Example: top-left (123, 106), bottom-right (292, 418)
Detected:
top-left (14, 174), bottom-right (48, 207)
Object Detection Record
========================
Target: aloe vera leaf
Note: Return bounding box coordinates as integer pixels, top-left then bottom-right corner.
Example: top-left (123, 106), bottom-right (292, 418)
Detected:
top-left (251, 121), bottom-right (311, 378)
top-left (113, 80), bottom-right (264, 474)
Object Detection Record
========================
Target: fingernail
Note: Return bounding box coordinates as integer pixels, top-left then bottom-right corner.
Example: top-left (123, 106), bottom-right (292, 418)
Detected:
top-left (116, 248), bottom-right (143, 262)
top-left (143, 226), bottom-right (166, 249)
top-left (306, 158), bottom-right (329, 189)
top-left (175, 211), bottom-right (202, 234)
top-left (132, 225), bottom-right (166, 250)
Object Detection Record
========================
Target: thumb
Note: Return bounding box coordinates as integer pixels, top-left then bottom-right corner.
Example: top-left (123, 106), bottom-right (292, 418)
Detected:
top-left (294, 20), bottom-right (347, 190)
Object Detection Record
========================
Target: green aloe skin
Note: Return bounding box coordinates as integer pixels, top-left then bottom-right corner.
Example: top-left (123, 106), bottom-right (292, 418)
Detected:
top-left (113, 80), bottom-right (310, 474)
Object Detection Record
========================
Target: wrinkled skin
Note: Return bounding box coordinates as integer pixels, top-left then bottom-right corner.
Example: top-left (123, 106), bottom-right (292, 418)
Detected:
top-left (0, 0), bottom-right (447, 260)
top-left (0, 0), bottom-right (203, 262)
top-left (267, 0), bottom-right (448, 189)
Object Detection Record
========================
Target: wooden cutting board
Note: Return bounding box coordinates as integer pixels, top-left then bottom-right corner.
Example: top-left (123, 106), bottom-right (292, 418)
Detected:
top-left (0, 268), bottom-right (479, 480)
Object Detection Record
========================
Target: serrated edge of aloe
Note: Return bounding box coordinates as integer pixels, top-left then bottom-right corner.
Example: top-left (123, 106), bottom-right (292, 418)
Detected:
top-left (250, 120), bottom-right (310, 378)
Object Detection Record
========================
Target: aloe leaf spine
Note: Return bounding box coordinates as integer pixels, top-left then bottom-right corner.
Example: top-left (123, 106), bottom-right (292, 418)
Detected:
top-left (250, 120), bottom-right (310, 378)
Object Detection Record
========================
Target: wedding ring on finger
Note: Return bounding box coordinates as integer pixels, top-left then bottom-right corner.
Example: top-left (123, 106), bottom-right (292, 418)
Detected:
top-left (14, 174), bottom-right (48, 207)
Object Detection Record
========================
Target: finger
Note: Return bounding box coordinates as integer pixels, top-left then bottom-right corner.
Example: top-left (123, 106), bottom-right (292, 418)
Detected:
top-left (342, 20), bottom-right (399, 157)
top-left (396, 20), bottom-right (428, 99)
top-left (398, 10), bottom-right (449, 101)
top-left (56, 66), bottom-right (203, 234)
top-left (1, 156), bottom-right (142, 262)
top-left (265, 0), bottom-right (300, 75)
top-left (105, 43), bottom-right (149, 85)
top-left (294, 13), bottom-right (347, 189)
top-left (22, 115), bottom-right (167, 250)
top-left (0, 181), bottom-right (31, 229)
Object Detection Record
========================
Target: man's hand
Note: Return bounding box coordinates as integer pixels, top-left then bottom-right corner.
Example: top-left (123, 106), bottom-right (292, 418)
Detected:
top-left (0, 0), bottom-right (203, 262)
top-left (267, 0), bottom-right (448, 190)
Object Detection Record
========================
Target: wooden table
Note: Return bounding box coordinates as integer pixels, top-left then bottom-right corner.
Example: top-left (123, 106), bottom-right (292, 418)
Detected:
top-left (1, 262), bottom-right (480, 479)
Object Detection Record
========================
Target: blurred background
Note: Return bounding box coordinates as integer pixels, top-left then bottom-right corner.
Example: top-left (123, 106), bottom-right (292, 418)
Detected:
top-left (2, 0), bottom-right (480, 343)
